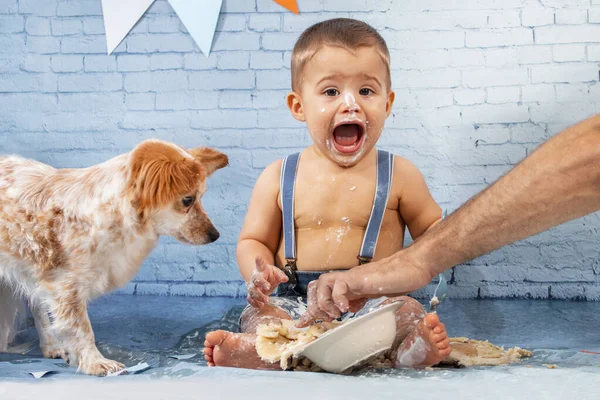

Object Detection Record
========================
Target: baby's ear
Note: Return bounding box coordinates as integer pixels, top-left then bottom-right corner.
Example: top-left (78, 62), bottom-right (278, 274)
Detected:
top-left (189, 147), bottom-right (229, 176)
top-left (287, 92), bottom-right (305, 122)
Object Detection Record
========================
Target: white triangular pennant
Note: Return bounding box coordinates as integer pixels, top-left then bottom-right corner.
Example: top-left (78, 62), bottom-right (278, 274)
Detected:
top-left (168, 0), bottom-right (223, 56)
top-left (101, 0), bottom-right (155, 54)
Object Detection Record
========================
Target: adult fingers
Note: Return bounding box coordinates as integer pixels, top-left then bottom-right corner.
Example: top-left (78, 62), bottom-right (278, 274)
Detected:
top-left (296, 281), bottom-right (331, 327)
top-left (315, 273), bottom-right (342, 320)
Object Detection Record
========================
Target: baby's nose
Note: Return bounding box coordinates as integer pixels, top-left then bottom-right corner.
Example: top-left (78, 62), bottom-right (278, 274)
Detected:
top-left (343, 92), bottom-right (361, 112)
top-left (347, 102), bottom-right (360, 112)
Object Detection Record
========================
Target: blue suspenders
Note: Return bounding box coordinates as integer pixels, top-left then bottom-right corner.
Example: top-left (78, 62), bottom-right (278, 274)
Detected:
top-left (280, 152), bottom-right (301, 285)
top-left (358, 149), bottom-right (394, 264)
top-left (279, 150), bottom-right (394, 286)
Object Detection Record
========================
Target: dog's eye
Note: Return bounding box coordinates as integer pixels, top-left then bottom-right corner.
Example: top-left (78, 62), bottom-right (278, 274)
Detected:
top-left (182, 196), bottom-right (195, 208)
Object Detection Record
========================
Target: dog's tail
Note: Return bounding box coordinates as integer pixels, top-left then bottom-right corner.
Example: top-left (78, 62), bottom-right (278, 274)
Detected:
top-left (0, 281), bottom-right (25, 352)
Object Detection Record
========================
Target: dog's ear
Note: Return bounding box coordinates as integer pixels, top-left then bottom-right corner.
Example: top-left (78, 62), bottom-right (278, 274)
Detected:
top-left (188, 147), bottom-right (229, 176)
top-left (128, 140), bottom-right (200, 217)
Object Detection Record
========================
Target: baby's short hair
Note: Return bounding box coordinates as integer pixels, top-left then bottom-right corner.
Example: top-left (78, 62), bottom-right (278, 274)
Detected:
top-left (290, 18), bottom-right (391, 92)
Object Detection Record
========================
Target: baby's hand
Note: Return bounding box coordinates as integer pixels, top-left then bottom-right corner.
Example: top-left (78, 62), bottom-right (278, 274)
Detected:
top-left (247, 256), bottom-right (289, 309)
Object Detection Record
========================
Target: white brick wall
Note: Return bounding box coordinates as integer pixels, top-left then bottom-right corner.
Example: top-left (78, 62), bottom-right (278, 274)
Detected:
top-left (1, 0), bottom-right (600, 299)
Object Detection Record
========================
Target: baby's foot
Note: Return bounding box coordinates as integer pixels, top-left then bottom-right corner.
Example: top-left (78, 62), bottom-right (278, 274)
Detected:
top-left (203, 330), bottom-right (279, 370)
top-left (395, 313), bottom-right (451, 368)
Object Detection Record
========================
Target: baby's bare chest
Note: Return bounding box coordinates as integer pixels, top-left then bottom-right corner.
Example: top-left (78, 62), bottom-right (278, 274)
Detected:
top-left (292, 172), bottom-right (384, 230)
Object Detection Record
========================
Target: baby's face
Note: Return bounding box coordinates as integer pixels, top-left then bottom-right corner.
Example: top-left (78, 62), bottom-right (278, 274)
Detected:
top-left (288, 45), bottom-right (394, 167)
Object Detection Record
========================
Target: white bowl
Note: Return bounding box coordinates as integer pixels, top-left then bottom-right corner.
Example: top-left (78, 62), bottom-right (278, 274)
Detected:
top-left (298, 301), bottom-right (403, 373)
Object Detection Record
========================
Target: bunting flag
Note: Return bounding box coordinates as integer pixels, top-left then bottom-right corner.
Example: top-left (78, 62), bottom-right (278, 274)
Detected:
top-left (169, 0), bottom-right (223, 57)
top-left (101, 0), bottom-right (298, 56)
top-left (101, 0), bottom-right (154, 54)
top-left (273, 0), bottom-right (299, 14)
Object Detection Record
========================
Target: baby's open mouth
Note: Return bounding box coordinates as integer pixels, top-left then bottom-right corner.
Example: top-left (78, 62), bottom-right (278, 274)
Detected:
top-left (332, 122), bottom-right (365, 154)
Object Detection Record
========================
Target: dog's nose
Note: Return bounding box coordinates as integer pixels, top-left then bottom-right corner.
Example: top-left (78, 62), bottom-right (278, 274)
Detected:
top-left (207, 226), bottom-right (220, 243)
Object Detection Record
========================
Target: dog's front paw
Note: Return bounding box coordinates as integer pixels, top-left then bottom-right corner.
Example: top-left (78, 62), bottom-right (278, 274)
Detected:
top-left (79, 356), bottom-right (125, 376)
top-left (43, 347), bottom-right (69, 362)
top-left (41, 343), bottom-right (69, 362)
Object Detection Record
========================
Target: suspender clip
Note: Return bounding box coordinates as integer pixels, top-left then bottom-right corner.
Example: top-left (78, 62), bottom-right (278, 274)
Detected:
top-left (283, 259), bottom-right (298, 285)
top-left (357, 255), bottom-right (372, 265)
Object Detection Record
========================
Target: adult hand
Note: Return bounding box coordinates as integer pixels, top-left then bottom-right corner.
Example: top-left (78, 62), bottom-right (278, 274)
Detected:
top-left (247, 256), bottom-right (288, 309)
top-left (296, 253), bottom-right (435, 327)
top-left (296, 270), bottom-right (368, 327)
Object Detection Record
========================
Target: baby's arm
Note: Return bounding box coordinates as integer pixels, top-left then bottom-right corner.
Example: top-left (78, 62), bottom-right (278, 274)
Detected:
top-left (395, 156), bottom-right (442, 240)
top-left (236, 160), bottom-right (283, 282)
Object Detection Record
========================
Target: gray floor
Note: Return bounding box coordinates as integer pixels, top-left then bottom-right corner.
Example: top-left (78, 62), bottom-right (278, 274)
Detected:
top-left (1, 295), bottom-right (599, 399)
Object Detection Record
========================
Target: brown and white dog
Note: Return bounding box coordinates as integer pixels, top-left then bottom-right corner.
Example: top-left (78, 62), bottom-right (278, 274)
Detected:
top-left (0, 139), bottom-right (228, 375)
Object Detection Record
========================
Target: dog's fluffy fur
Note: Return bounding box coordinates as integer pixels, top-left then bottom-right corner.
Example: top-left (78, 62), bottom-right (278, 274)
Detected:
top-left (0, 139), bottom-right (228, 375)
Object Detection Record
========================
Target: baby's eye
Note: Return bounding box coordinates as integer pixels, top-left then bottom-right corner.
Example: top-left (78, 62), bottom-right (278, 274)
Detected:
top-left (324, 88), bottom-right (339, 97)
top-left (359, 88), bottom-right (374, 96)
